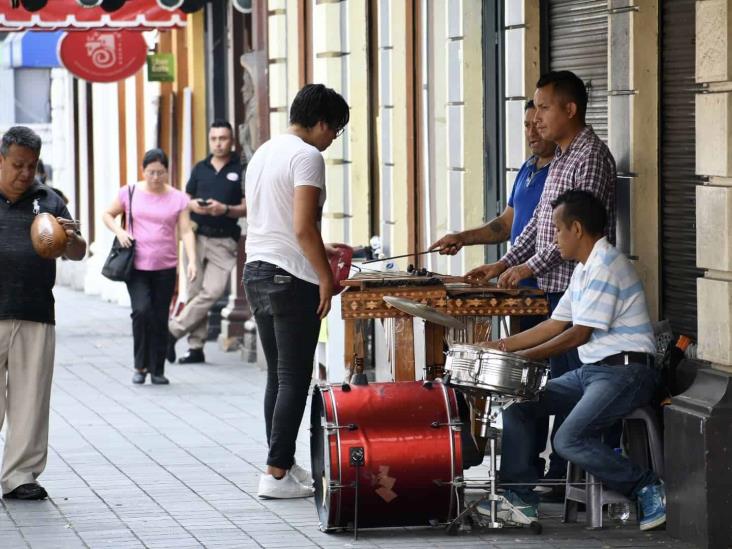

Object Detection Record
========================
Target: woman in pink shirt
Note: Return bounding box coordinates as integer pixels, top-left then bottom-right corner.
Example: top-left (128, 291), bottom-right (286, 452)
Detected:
top-left (102, 149), bottom-right (196, 385)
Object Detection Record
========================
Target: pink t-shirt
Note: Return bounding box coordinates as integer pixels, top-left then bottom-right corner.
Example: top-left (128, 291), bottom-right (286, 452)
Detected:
top-left (119, 184), bottom-right (190, 271)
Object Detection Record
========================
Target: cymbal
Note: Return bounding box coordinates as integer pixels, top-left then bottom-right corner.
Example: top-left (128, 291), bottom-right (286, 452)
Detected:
top-left (382, 296), bottom-right (465, 329)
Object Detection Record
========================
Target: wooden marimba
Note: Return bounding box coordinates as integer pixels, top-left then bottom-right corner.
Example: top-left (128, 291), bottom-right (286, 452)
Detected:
top-left (340, 273), bottom-right (549, 381)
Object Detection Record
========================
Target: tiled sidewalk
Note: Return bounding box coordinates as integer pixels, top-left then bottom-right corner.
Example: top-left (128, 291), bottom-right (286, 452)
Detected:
top-left (0, 287), bottom-right (695, 548)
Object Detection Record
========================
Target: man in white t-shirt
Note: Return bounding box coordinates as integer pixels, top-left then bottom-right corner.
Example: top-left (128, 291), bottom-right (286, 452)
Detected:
top-left (243, 84), bottom-right (349, 499)
top-left (480, 190), bottom-right (666, 531)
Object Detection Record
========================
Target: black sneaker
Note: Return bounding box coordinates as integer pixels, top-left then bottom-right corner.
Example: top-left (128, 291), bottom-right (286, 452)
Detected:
top-left (3, 483), bottom-right (48, 500)
top-left (178, 348), bottom-right (205, 364)
top-left (166, 331), bottom-right (178, 363)
top-left (151, 374), bottom-right (170, 385)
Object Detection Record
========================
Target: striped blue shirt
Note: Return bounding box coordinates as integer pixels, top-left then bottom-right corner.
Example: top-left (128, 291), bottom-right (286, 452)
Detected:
top-left (551, 237), bottom-right (655, 364)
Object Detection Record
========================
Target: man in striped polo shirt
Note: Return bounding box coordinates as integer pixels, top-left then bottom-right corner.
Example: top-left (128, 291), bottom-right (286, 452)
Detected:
top-left (481, 190), bottom-right (666, 531)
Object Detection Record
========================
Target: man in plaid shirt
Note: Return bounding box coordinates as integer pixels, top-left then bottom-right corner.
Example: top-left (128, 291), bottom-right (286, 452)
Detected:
top-left (467, 70), bottom-right (617, 486)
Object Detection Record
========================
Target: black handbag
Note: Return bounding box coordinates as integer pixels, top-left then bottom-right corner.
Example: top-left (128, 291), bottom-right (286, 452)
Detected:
top-left (102, 185), bottom-right (136, 282)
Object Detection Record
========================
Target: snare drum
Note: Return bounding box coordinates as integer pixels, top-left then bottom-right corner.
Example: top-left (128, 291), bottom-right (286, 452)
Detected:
top-left (472, 348), bottom-right (548, 399)
top-left (310, 381), bottom-right (462, 531)
top-left (443, 343), bottom-right (484, 390)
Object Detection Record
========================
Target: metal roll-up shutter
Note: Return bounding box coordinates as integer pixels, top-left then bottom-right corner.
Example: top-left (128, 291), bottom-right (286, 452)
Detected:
top-left (660, 0), bottom-right (702, 338)
top-left (547, 0), bottom-right (608, 141)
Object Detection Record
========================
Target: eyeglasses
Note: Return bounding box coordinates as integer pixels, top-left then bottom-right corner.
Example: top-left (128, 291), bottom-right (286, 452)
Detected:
top-left (330, 125), bottom-right (345, 138)
top-left (145, 169), bottom-right (167, 178)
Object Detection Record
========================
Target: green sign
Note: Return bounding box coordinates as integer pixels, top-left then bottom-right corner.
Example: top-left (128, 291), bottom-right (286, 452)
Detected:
top-left (147, 53), bottom-right (175, 82)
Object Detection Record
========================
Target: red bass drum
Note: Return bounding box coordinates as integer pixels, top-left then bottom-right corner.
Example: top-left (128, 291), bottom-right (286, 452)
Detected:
top-left (310, 380), bottom-right (463, 531)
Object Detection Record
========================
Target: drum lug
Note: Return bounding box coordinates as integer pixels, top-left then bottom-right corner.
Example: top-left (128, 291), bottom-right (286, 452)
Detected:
top-left (431, 420), bottom-right (462, 430)
top-left (433, 476), bottom-right (465, 488)
top-left (326, 422), bottom-right (358, 432)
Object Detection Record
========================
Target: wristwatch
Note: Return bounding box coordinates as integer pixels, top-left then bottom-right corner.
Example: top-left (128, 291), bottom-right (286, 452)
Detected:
top-left (224, 204), bottom-right (230, 216)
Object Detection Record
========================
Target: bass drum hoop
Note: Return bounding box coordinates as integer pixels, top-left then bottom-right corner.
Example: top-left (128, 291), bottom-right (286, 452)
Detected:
top-left (311, 385), bottom-right (341, 532)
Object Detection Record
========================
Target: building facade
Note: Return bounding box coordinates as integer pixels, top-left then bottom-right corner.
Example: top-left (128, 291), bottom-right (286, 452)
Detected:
top-left (264, 1), bottom-right (731, 545)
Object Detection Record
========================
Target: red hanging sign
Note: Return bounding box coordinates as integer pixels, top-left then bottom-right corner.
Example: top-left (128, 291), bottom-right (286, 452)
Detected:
top-left (58, 30), bottom-right (147, 83)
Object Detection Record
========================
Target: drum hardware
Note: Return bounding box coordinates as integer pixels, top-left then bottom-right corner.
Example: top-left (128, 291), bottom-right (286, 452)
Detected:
top-left (424, 364), bottom-right (445, 379)
top-left (382, 295), bottom-right (465, 330)
top-left (475, 396), bottom-right (516, 439)
top-left (349, 447), bottom-right (365, 541)
top-left (325, 422), bottom-right (358, 432)
top-left (430, 420), bottom-right (463, 430)
top-left (345, 353), bottom-right (368, 386)
top-left (441, 344), bottom-right (548, 535)
top-left (433, 477), bottom-right (466, 488)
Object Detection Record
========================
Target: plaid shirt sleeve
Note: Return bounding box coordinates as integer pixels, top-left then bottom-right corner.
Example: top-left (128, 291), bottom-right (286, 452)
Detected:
top-left (501, 208), bottom-right (538, 267)
top-left (526, 240), bottom-right (562, 277)
top-left (575, 153), bottom-right (617, 245)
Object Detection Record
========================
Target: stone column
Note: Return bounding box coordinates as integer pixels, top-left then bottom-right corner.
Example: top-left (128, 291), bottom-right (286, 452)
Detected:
top-left (665, 1), bottom-right (732, 547)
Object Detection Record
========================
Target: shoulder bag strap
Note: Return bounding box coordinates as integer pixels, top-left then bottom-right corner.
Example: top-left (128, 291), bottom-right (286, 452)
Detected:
top-left (127, 184), bottom-right (135, 236)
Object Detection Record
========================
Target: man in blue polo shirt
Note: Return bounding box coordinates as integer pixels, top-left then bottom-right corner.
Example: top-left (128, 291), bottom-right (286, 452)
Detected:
top-left (430, 100), bottom-right (555, 470)
top-left (430, 100), bottom-right (554, 308)
top-left (482, 190), bottom-right (665, 531)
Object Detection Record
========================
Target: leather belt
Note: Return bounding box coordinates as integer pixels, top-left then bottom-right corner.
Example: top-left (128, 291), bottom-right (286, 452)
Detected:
top-left (602, 352), bottom-right (655, 367)
top-left (195, 224), bottom-right (240, 240)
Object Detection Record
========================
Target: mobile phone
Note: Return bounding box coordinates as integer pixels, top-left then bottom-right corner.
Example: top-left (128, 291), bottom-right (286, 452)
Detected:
top-left (197, 199), bottom-right (211, 206)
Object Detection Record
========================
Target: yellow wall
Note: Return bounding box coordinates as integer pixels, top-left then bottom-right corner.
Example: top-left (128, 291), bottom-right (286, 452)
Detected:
top-left (186, 11), bottom-right (207, 161)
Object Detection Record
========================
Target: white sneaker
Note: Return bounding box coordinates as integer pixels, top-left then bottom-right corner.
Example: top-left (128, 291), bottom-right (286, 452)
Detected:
top-left (289, 462), bottom-right (313, 487)
top-left (257, 471), bottom-right (314, 499)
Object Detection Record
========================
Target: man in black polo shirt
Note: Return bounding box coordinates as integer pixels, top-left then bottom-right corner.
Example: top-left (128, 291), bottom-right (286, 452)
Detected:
top-left (0, 126), bottom-right (86, 500)
top-left (168, 120), bottom-right (246, 364)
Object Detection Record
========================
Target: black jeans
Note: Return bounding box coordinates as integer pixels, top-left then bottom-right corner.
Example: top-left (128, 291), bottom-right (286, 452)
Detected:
top-left (243, 261), bottom-right (321, 470)
top-left (125, 268), bottom-right (176, 376)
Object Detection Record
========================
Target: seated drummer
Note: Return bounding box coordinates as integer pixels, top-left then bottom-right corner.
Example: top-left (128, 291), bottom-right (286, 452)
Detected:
top-left (481, 189), bottom-right (666, 531)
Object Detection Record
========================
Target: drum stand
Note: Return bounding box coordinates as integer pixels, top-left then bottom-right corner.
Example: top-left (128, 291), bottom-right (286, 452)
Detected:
top-left (447, 393), bottom-right (542, 535)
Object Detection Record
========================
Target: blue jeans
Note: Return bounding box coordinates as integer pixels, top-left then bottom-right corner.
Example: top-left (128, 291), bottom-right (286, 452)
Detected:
top-left (534, 292), bottom-right (584, 479)
top-left (500, 361), bottom-right (660, 506)
top-left (243, 261), bottom-right (321, 470)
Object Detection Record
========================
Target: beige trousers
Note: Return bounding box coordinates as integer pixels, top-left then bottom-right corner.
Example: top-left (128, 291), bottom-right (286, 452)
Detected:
top-left (169, 235), bottom-right (238, 349)
top-left (0, 319), bottom-right (55, 494)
